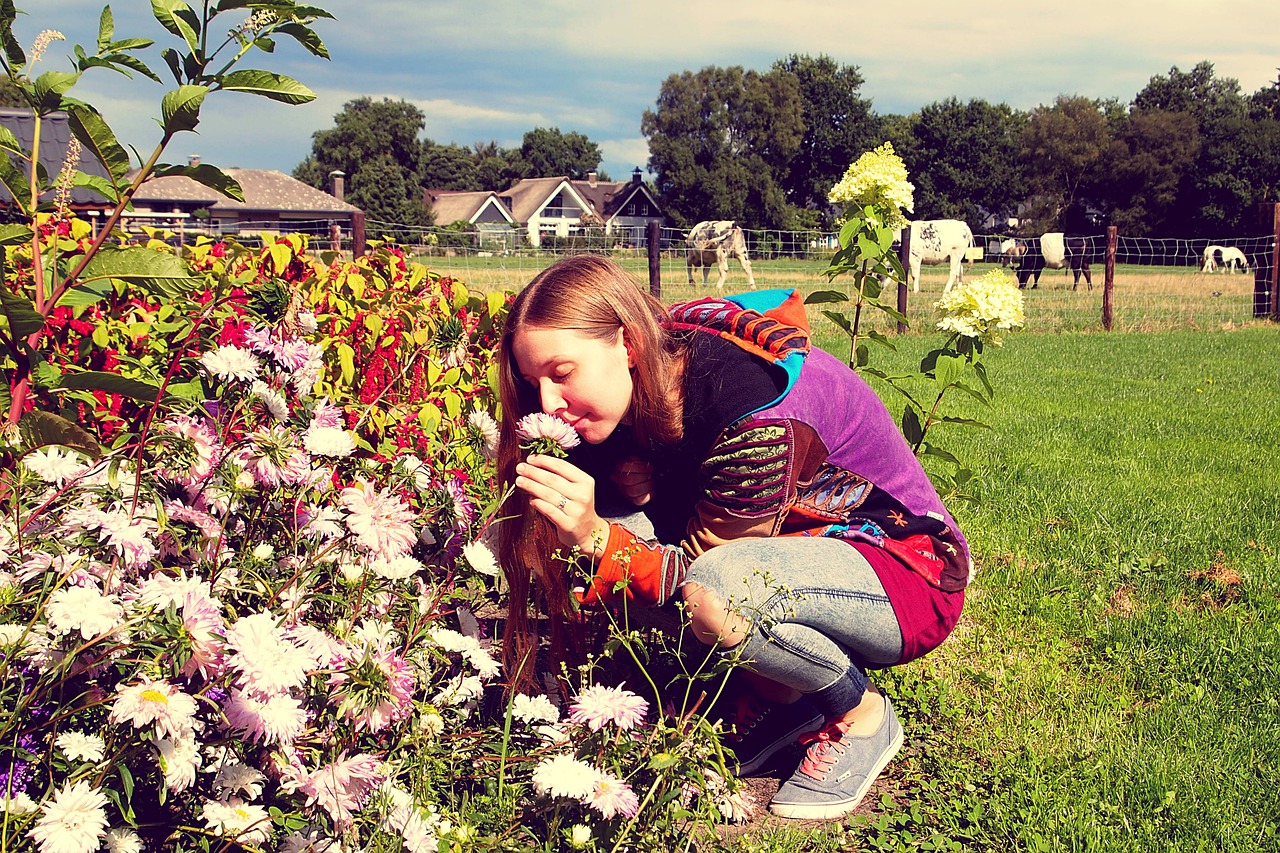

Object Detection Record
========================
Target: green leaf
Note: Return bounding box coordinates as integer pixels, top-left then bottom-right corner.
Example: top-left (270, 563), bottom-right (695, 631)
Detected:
top-left (217, 70), bottom-right (315, 104)
top-left (97, 6), bottom-right (115, 52)
top-left (58, 371), bottom-right (162, 403)
top-left (0, 123), bottom-right (19, 154)
top-left (56, 277), bottom-right (113, 309)
top-left (866, 329), bottom-right (898, 351)
top-left (805, 289), bottom-right (849, 305)
top-left (64, 101), bottom-right (131, 185)
top-left (0, 290), bottom-right (44, 338)
top-left (274, 21), bottom-right (330, 59)
top-left (152, 162), bottom-right (244, 201)
top-left (819, 309), bottom-right (853, 335)
top-left (873, 301), bottom-right (909, 326)
top-left (150, 0), bottom-right (200, 54)
top-left (933, 354), bottom-right (966, 390)
top-left (99, 52), bottom-right (162, 83)
top-left (71, 172), bottom-right (121, 205)
top-left (80, 246), bottom-right (203, 297)
top-left (936, 414), bottom-right (992, 429)
top-left (17, 411), bottom-right (102, 459)
top-left (160, 47), bottom-right (183, 84)
top-left (900, 406), bottom-right (924, 447)
top-left (920, 443), bottom-right (963, 466)
top-left (0, 223), bottom-right (31, 246)
top-left (31, 70), bottom-right (80, 112)
top-left (161, 85), bottom-right (207, 136)
top-left (0, 0), bottom-right (24, 66)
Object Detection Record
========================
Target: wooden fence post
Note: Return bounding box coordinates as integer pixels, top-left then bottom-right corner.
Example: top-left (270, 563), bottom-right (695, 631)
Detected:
top-left (1103, 226), bottom-right (1117, 331)
top-left (896, 225), bottom-right (911, 334)
top-left (1271, 203), bottom-right (1280, 322)
top-left (647, 220), bottom-right (661, 299)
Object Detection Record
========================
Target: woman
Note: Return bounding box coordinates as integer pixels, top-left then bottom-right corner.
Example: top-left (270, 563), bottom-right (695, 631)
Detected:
top-left (496, 255), bottom-right (970, 820)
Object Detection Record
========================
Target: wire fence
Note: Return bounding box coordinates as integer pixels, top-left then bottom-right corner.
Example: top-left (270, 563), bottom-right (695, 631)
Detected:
top-left (156, 218), bottom-right (1277, 334)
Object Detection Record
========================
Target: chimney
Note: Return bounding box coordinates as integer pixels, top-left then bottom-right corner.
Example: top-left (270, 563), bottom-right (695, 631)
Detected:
top-left (329, 170), bottom-right (345, 202)
top-left (631, 166), bottom-right (642, 186)
top-left (188, 154), bottom-right (200, 167)
top-left (587, 171), bottom-right (597, 188)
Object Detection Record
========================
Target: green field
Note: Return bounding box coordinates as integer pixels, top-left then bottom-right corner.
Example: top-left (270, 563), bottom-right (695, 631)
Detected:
top-left (420, 253), bottom-right (1266, 336)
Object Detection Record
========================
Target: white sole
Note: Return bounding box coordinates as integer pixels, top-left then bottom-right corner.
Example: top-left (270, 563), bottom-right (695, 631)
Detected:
top-left (768, 720), bottom-right (904, 820)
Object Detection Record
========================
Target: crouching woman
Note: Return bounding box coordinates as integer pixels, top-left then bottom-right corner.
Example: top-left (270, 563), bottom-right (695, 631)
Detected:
top-left (496, 255), bottom-right (970, 820)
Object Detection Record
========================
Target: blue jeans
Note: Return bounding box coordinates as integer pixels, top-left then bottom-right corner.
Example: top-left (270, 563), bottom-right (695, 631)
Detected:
top-left (683, 536), bottom-right (904, 717)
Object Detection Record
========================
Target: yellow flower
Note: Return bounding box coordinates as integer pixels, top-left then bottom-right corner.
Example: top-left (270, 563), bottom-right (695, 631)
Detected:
top-left (934, 269), bottom-right (1025, 345)
top-left (828, 142), bottom-right (915, 230)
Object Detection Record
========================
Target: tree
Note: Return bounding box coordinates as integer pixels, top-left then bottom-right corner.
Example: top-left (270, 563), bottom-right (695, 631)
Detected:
top-left (893, 98), bottom-right (1027, 226)
top-left (420, 142), bottom-right (481, 191)
top-left (515, 127), bottom-right (604, 180)
top-left (293, 97), bottom-right (430, 226)
top-left (1019, 95), bottom-right (1111, 232)
top-left (771, 54), bottom-right (879, 226)
top-left (641, 65), bottom-right (803, 229)
top-left (1096, 110), bottom-right (1200, 235)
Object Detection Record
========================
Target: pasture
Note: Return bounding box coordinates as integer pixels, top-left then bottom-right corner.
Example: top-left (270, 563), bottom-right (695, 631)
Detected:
top-left (421, 253), bottom-right (1264, 335)
top-left (431, 251), bottom-right (1279, 851)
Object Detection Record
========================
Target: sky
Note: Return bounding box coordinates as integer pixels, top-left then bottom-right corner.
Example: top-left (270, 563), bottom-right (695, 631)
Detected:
top-left (32, 0), bottom-right (1280, 185)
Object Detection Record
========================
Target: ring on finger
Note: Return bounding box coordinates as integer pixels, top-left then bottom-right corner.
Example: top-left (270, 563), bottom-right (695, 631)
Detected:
top-left (557, 495), bottom-right (568, 511)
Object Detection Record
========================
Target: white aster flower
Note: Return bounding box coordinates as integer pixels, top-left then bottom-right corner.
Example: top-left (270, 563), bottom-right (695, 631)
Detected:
top-left (200, 345), bottom-right (261, 383)
top-left (531, 754), bottom-right (602, 800)
top-left (468, 409), bottom-right (500, 459)
top-left (214, 761), bottom-right (267, 800)
top-left (431, 674), bottom-right (483, 708)
top-left (224, 612), bottom-right (319, 695)
top-left (23, 446), bottom-right (86, 486)
top-left (158, 731), bottom-right (202, 792)
top-left (251, 380), bottom-right (290, 420)
top-left (201, 797), bottom-right (272, 845)
top-left (30, 779), bottom-right (109, 853)
top-left (55, 731), bottom-right (105, 763)
top-left (110, 679), bottom-right (199, 741)
top-left (569, 824), bottom-right (593, 848)
top-left (44, 585), bottom-right (125, 641)
top-left (251, 542), bottom-right (275, 561)
top-left (303, 426), bottom-right (356, 458)
top-left (512, 693), bottom-right (560, 725)
top-left (369, 554), bottom-right (424, 581)
top-left (104, 828), bottom-right (144, 853)
top-left (1, 791), bottom-right (38, 814)
top-left (461, 539), bottom-right (500, 577)
top-left (419, 710), bottom-right (445, 739)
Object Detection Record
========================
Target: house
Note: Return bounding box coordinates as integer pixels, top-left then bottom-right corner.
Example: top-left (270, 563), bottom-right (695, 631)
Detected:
top-left (426, 168), bottom-right (665, 249)
top-left (0, 108), bottom-right (115, 215)
top-left (130, 160), bottom-right (365, 250)
top-left (421, 189), bottom-right (517, 251)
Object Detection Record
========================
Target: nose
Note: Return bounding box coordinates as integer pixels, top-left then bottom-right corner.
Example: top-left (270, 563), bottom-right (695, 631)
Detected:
top-left (538, 381), bottom-right (565, 415)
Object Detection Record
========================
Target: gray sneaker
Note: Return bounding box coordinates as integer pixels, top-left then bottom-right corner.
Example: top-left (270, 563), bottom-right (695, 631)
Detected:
top-left (768, 693), bottom-right (904, 820)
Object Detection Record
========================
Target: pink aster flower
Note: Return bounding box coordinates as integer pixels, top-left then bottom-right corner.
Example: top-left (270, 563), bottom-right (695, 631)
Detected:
top-left (585, 771), bottom-right (640, 819)
top-left (243, 425), bottom-right (311, 487)
top-left (330, 647), bottom-right (415, 733)
top-left (515, 413), bottom-right (581, 457)
top-left (339, 482), bottom-right (417, 558)
top-left (110, 679), bottom-right (199, 741)
top-left (223, 688), bottom-right (309, 745)
top-left (297, 752), bottom-right (385, 829)
top-left (157, 416), bottom-right (222, 488)
top-left (224, 612), bottom-right (320, 695)
top-left (568, 684), bottom-right (649, 732)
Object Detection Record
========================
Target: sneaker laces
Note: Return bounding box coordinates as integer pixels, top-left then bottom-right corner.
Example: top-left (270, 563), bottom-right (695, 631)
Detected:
top-left (724, 693), bottom-right (771, 742)
top-left (796, 720), bottom-right (851, 781)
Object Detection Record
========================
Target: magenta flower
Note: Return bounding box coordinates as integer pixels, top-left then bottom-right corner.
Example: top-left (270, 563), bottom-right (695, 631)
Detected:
top-left (586, 772), bottom-right (640, 819)
top-left (515, 413), bottom-right (581, 458)
top-left (568, 684), bottom-right (649, 731)
top-left (297, 752), bottom-right (384, 829)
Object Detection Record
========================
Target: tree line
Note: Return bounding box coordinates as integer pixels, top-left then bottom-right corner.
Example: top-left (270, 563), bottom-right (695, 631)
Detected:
top-left (288, 57), bottom-right (1280, 238)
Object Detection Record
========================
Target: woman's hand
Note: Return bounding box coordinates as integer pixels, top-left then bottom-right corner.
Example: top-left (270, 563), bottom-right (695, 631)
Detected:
top-left (611, 456), bottom-right (653, 506)
top-left (515, 454), bottom-right (607, 555)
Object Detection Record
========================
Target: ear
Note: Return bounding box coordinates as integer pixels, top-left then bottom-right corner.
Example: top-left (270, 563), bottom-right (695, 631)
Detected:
top-left (621, 329), bottom-right (636, 367)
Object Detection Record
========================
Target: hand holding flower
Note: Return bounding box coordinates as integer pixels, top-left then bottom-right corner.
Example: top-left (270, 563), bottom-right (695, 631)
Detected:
top-left (515, 453), bottom-right (607, 555)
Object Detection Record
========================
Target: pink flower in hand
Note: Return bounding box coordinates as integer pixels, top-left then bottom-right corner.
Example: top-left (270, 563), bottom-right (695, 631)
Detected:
top-left (515, 413), bottom-right (581, 457)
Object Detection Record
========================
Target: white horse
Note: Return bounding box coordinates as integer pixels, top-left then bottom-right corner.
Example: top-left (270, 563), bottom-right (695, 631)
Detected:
top-left (1201, 245), bottom-right (1225, 272)
top-left (1219, 246), bottom-right (1249, 273)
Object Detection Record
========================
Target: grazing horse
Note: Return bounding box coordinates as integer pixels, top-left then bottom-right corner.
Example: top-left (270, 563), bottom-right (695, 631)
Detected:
top-left (1009, 233), bottom-right (1093, 291)
top-left (1219, 246), bottom-right (1249, 273)
top-left (686, 220), bottom-right (755, 289)
top-left (1201, 245), bottom-right (1226, 272)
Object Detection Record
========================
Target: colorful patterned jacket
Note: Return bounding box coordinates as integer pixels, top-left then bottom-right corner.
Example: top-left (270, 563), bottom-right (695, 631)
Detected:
top-left (576, 289), bottom-right (972, 607)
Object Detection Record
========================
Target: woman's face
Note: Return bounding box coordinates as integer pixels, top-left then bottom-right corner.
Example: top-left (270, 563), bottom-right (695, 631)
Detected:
top-left (511, 324), bottom-right (633, 445)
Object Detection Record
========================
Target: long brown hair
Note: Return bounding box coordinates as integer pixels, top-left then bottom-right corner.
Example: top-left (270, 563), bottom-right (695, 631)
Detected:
top-left (496, 254), bottom-right (684, 695)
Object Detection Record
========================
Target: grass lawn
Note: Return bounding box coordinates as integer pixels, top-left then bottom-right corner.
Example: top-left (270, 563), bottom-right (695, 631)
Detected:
top-left (780, 324), bottom-right (1280, 852)
top-left (432, 254), bottom-right (1279, 851)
